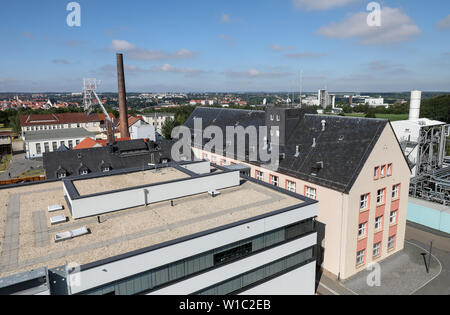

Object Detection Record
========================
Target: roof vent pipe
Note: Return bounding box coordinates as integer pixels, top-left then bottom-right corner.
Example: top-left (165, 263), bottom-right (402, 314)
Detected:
top-left (312, 138), bottom-right (316, 148)
top-left (295, 145), bottom-right (300, 157)
top-left (321, 120), bottom-right (326, 131)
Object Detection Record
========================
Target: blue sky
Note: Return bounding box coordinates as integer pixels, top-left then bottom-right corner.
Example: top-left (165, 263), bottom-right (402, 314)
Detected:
top-left (0, 0), bottom-right (449, 92)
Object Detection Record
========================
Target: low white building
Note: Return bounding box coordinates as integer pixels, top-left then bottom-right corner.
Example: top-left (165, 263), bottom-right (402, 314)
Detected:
top-left (24, 128), bottom-right (96, 158)
top-left (142, 113), bottom-right (175, 133)
top-left (365, 97), bottom-right (388, 108)
top-left (0, 162), bottom-right (318, 295)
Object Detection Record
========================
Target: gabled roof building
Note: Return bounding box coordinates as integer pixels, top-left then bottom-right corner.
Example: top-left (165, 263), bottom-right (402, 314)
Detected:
top-left (185, 107), bottom-right (411, 280)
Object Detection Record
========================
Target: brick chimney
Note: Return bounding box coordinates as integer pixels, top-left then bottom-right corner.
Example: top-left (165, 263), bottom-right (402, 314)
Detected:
top-left (117, 53), bottom-right (130, 138)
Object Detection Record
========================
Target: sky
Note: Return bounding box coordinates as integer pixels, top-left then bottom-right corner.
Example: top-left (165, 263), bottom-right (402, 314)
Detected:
top-left (0, 0), bottom-right (449, 93)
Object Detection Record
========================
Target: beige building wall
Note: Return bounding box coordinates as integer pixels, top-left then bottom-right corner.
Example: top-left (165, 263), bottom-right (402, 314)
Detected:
top-left (191, 123), bottom-right (410, 280)
top-left (342, 124), bottom-right (411, 279)
top-left (191, 147), bottom-right (349, 278)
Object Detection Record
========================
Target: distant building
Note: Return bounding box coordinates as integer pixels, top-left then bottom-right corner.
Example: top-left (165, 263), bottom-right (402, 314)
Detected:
top-left (24, 128), bottom-right (96, 159)
top-left (0, 130), bottom-right (12, 155)
top-left (43, 139), bottom-right (176, 179)
top-left (365, 97), bottom-right (388, 108)
top-left (142, 113), bottom-right (175, 134)
top-left (20, 113), bottom-right (116, 138)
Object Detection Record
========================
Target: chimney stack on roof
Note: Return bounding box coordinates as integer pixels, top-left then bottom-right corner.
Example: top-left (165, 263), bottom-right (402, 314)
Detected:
top-left (117, 53), bottom-right (130, 139)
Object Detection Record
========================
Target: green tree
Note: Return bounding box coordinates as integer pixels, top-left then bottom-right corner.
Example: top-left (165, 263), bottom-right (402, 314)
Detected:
top-left (161, 118), bottom-right (176, 140)
top-left (420, 95), bottom-right (450, 122)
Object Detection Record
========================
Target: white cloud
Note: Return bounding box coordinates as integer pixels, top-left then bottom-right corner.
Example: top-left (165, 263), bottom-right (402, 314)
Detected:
top-left (284, 52), bottom-right (326, 59)
top-left (151, 64), bottom-right (204, 75)
top-left (111, 39), bottom-right (136, 51)
top-left (110, 40), bottom-right (196, 61)
top-left (220, 34), bottom-right (233, 41)
top-left (437, 15), bottom-right (450, 29)
top-left (221, 13), bottom-right (231, 23)
top-left (316, 7), bottom-right (421, 45)
top-left (52, 59), bottom-right (71, 65)
top-left (293, 0), bottom-right (361, 11)
top-left (222, 69), bottom-right (291, 79)
top-left (269, 45), bottom-right (295, 52)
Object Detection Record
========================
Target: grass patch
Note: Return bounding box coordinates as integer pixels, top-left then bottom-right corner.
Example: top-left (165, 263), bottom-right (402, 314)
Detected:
top-left (17, 169), bottom-right (45, 178)
top-left (0, 154), bottom-right (12, 172)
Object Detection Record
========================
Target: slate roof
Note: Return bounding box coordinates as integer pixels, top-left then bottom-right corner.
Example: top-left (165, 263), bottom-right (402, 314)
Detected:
top-left (184, 107), bottom-right (395, 193)
top-left (43, 139), bottom-right (176, 180)
top-left (23, 128), bottom-right (96, 142)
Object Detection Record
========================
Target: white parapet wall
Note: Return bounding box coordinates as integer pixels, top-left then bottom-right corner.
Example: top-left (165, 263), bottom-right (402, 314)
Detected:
top-left (65, 170), bottom-right (240, 219)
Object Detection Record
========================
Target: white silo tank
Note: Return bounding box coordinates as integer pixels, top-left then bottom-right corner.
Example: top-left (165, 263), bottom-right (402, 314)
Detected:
top-left (409, 90), bottom-right (421, 121)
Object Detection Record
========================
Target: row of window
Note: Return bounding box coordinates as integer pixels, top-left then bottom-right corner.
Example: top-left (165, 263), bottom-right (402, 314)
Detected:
top-left (25, 123), bottom-right (95, 132)
top-left (256, 170), bottom-right (317, 200)
top-left (80, 218), bottom-right (316, 295)
top-left (374, 163), bottom-right (393, 180)
top-left (35, 140), bottom-right (80, 154)
top-left (196, 247), bottom-right (315, 295)
top-left (357, 210), bottom-right (398, 239)
top-left (356, 235), bottom-right (396, 266)
top-left (360, 184), bottom-right (401, 210)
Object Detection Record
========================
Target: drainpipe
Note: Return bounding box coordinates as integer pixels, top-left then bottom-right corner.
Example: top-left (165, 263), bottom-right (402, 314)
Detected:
top-left (338, 192), bottom-right (345, 281)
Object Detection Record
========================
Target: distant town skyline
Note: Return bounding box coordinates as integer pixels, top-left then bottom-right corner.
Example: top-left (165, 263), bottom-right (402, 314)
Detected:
top-left (1, 0), bottom-right (450, 93)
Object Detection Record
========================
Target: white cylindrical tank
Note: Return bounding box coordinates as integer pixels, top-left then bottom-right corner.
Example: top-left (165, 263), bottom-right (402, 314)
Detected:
top-left (409, 90), bottom-right (421, 121)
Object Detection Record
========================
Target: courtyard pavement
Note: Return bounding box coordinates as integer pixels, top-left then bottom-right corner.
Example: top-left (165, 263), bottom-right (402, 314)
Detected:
top-left (0, 153), bottom-right (43, 180)
top-left (317, 222), bottom-right (449, 295)
top-left (341, 241), bottom-right (441, 295)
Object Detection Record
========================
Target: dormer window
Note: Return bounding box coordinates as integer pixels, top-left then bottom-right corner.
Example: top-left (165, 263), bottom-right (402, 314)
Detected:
top-left (80, 169), bottom-right (88, 175)
top-left (102, 167), bottom-right (110, 172)
top-left (270, 115), bottom-right (274, 121)
top-left (58, 172), bottom-right (66, 179)
top-left (276, 115), bottom-right (280, 121)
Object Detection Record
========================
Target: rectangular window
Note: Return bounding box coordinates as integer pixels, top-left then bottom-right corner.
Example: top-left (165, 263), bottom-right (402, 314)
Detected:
top-left (377, 188), bottom-right (385, 204)
top-left (68, 140), bottom-right (73, 149)
top-left (76, 140), bottom-right (80, 145)
top-left (356, 249), bottom-right (365, 266)
top-left (375, 216), bottom-right (383, 231)
top-left (305, 186), bottom-right (317, 200)
top-left (373, 242), bottom-right (381, 257)
top-left (374, 166), bottom-right (380, 179)
top-left (358, 222), bottom-right (367, 238)
top-left (286, 180), bottom-right (296, 193)
top-left (380, 165), bottom-right (386, 177)
top-left (44, 142), bottom-right (49, 153)
top-left (36, 143), bottom-right (41, 155)
top-left (392, 184), bottom-right (400, 199)
top-left (390, 211), bottom-right (397, 225)
top-left (52, 142), bottom-right (57, 151)
top-left (270, 175), bottom-right (279, 187)
top-left (360, 193), bottom-right (369, 210)
top-left (388, 235), bottom-right (396, 250)
top-left (387, 163), bottom-right (393, 176)
top-left (60, 141), bottom-right (65, 147)
top-left (213, 243), bottom-right (252, 266)
top-left (256, 171), bottom-right (264, 181)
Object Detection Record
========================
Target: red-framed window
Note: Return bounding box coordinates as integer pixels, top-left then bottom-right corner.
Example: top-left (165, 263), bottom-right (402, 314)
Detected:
top-left (286, 180), bottom-right (296, 193)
